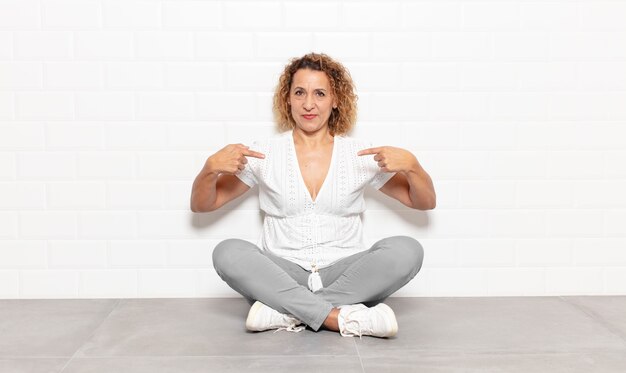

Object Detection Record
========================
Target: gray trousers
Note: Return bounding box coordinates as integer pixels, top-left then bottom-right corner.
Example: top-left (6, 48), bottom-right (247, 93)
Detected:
top-left (212, 236), bottom-right (424, 331)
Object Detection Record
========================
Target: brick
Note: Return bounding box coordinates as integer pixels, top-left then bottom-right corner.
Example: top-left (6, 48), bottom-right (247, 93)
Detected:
top-left (225, 63), bottom-right (281, 92)
top-left (107, 182), bottom-right (165, 209)
top-left (47, 182), bottom-right (106, 209)
top-left (167, 239), bottom-right (220, 267)
top-left (78, 212), bottom-right (136, 239)
top-left (255, 33), bottom-right (314, 61)
top-left (80, 270), bottom-right (138, 297)
top-left (372, 32), bottom-right (431, 61)
top-left (0, 62), bottom-right (42, 89)
top-left (0, 240), bottom-right (46, 268)
top-left (0, 92), bottom-right (14, 120)
top-left (459, 239), bottom-right (516, 267)
top-left (19, 212), bottom-right (76, 239)
top-left (488, 210), bottom-right (546, 238)
top-left (102, 0), bottom-right (160, 29)
top-left (105, 62), bottom-right (163, 89)
top-left (428, 268), bottom-right (488, 296)
top-left (137, 152), bottom-right (198, 180)
top-left (46, 123), bottom-right (103, 150)
top-left (401, 62), bottom-right (458, 91)
top-left (165, 123), bottom-right (226, 150)
top-left (223, 2), bottom-right (281, 30)
top-left (48, 240), bottom-right (107, 269)
top-left (517, 181), bottom-right (574, 209)
top-left (547, 210), bottom-right (604, 238)
top-left (136, 93), bottom-right (194, 120)
top-left (0, 125), bottom-right (45, 150)
top-left (17, 152), bottom-right (76, 180)
top-left (0, 271), bottom-right (19, 298)
top-left (77, 152), bottom-right (135, 179)
top-left (134, 31), bottom-right (193, 59)
top-left (164, 63), bottom-right (223, 89)
top-left (520, 2), bottom-right (578, 31)
top-left (138, 269), bottom-right (196, 297)
top-left (515, 239), bottom-right (572, 267)
top-left (14, 31), bottom-right (72, 60)
top-left (519, 62), bottom-right (577, 90)
top-left (402, 2), bottom-right (462, 31)
top-left (196, 32), bottom-right (254, 60)
top-left (459, 181), bottom-right (516, 209)
top-left (104, 123), bottom-right (167, 150)
top-left (0, 1), bottom-right (40, 30)
top-left (42, 0), bottom-right (100, 29)
top-left (196, 93), bottom-right (258, 120)
top-left (162, 1), bottom-right (220, 29)
top-left (462, 2), bottom-right (519, 31)
top-left (491, 93), bottom-right (550, 120)
top-left (0, 154), bottom-right (16, 180)
top-left (21, 270), bottom-right (79, 298)
top-left (284, 3), bottom-right (338, 29)
top-left (44, 62), bottom-right (103, 89)
top-left (312, 33), bottom-right (369, 61)
top-left (545, 268), bottom-right (604, 295)
top-left (0, 182), bottom-right (45, 209)
top-left (16, 92), bottom-right (73, 120)
top-left (579, 2), bottom-right (626, 31)
top-left (551, 32), bottom-right (626, 59)
top-left (487, 268), bottom-right (545, 296)
top-left (74, 31), bottom-right (132, 59)
top-left (432, 32), bottom-right (490, 60)
top-left (343, 2), bottom-right (401, 30)
top-left (75, 92), bottom-right (134, 120)
top-left (109, 240), bottom-right (167, 268)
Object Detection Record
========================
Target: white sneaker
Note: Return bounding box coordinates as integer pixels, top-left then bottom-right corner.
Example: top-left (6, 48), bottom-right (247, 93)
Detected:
top-left (338, 303), bottom-right (398, 338)
top-left (245, 301), bottom-right (306, 333)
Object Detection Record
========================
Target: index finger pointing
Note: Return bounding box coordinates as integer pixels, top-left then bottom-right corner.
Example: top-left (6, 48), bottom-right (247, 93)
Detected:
top-left (357, 147), bottom-right (382, 156)
top-left (242, 149), bottom-right (265, 159)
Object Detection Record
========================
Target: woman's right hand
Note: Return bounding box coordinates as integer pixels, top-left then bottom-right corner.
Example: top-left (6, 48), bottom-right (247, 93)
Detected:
top-left (204, 144), bottom-right (265, 176)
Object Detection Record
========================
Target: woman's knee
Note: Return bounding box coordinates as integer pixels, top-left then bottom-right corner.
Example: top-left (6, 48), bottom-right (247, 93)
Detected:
top-left (380, 236), bottom-right (424, 276)
top-left (212, 238), bottom-right (256, 272)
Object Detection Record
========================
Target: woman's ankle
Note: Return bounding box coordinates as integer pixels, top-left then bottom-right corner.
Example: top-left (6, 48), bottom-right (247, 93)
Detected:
top-left (322, 307), bottom-right (340, 332)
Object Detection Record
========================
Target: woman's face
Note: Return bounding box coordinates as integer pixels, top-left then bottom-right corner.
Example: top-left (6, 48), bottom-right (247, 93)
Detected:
top-left (288, 68), bottom-right (337, 134)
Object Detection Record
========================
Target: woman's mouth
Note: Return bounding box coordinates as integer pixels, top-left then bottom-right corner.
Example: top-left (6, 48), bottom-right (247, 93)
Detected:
top-left (302, 114), bottom-right (317, 120)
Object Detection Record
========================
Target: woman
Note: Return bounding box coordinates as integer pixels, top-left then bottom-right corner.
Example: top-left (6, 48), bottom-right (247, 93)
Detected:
top-left (190, 53), bottom-right (435, 338)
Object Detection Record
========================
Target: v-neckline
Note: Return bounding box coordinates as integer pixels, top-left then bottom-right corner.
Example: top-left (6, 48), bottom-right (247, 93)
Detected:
top-left (289, 130), bottom-right (337, 204)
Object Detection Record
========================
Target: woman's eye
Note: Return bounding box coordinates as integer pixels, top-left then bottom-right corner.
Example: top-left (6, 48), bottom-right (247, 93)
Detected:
top-left (317, 92), bottom-right (325, 97)
top-left (295, 91), bottom-right (303, 96)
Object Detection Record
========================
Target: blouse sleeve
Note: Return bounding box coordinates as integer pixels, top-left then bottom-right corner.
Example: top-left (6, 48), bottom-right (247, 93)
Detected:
top-left (235, 140), bottom-right (260, 187)
top-left (362, 141), bottom-right (396, 190)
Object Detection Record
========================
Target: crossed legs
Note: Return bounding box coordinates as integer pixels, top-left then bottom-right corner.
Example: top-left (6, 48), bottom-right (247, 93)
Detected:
top-left (212, 236), bottom-right (424, 332)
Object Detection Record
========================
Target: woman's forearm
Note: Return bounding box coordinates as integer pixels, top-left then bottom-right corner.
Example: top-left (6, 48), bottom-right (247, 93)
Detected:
top-left (403, 163), bottom-right (436, 210)
top-left (190, 167), bottom-right (219, 212)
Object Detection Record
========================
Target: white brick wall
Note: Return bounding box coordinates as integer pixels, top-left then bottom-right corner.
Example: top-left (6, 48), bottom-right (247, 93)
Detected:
top-left (1, 0), bottom-right (625, 299)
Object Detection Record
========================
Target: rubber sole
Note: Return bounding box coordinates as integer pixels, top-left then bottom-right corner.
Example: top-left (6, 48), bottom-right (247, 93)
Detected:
top-left (375, 303), bottom-right (399, 337)
top-left (245, 300), bottom-right (265, 331)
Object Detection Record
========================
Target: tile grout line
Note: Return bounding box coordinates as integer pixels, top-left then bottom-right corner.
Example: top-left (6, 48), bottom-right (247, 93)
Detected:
top-left (558, 296), bottom-right (626, 345)
top-left (57, 299), bottom-right (123, 373)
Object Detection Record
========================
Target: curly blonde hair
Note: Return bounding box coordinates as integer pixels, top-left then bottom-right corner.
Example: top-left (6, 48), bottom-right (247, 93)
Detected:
top-left (273, 52), bottom-right (358, 136)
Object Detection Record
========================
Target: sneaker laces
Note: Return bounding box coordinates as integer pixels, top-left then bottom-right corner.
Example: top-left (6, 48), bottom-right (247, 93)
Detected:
top-left (272, 313), bottom-right (305, 333)
top-left (273, 323), bottom-right (306, 333)
top-left (340, 305), bottom-right (370, 339)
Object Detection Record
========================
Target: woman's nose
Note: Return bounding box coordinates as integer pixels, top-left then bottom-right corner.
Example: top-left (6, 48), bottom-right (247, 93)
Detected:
top-left (303, 95), bottom-right (315, 109)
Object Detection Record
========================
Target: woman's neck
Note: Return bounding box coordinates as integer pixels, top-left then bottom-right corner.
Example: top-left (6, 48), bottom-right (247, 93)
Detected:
top-left (292, 127), bottom-right (334, 149)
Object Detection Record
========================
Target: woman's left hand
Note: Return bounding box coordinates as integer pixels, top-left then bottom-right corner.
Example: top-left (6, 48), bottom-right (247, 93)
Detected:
top-left (357, 146), bottom-right (418, 174)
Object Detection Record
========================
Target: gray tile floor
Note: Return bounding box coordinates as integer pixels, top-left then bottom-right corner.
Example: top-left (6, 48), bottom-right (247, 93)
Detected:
top-left (1, 296), bottom-right (626, 372)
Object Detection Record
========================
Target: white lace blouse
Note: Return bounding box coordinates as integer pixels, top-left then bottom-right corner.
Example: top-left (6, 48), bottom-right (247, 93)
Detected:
top-left (236, 130), bottom-right (396, 271)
